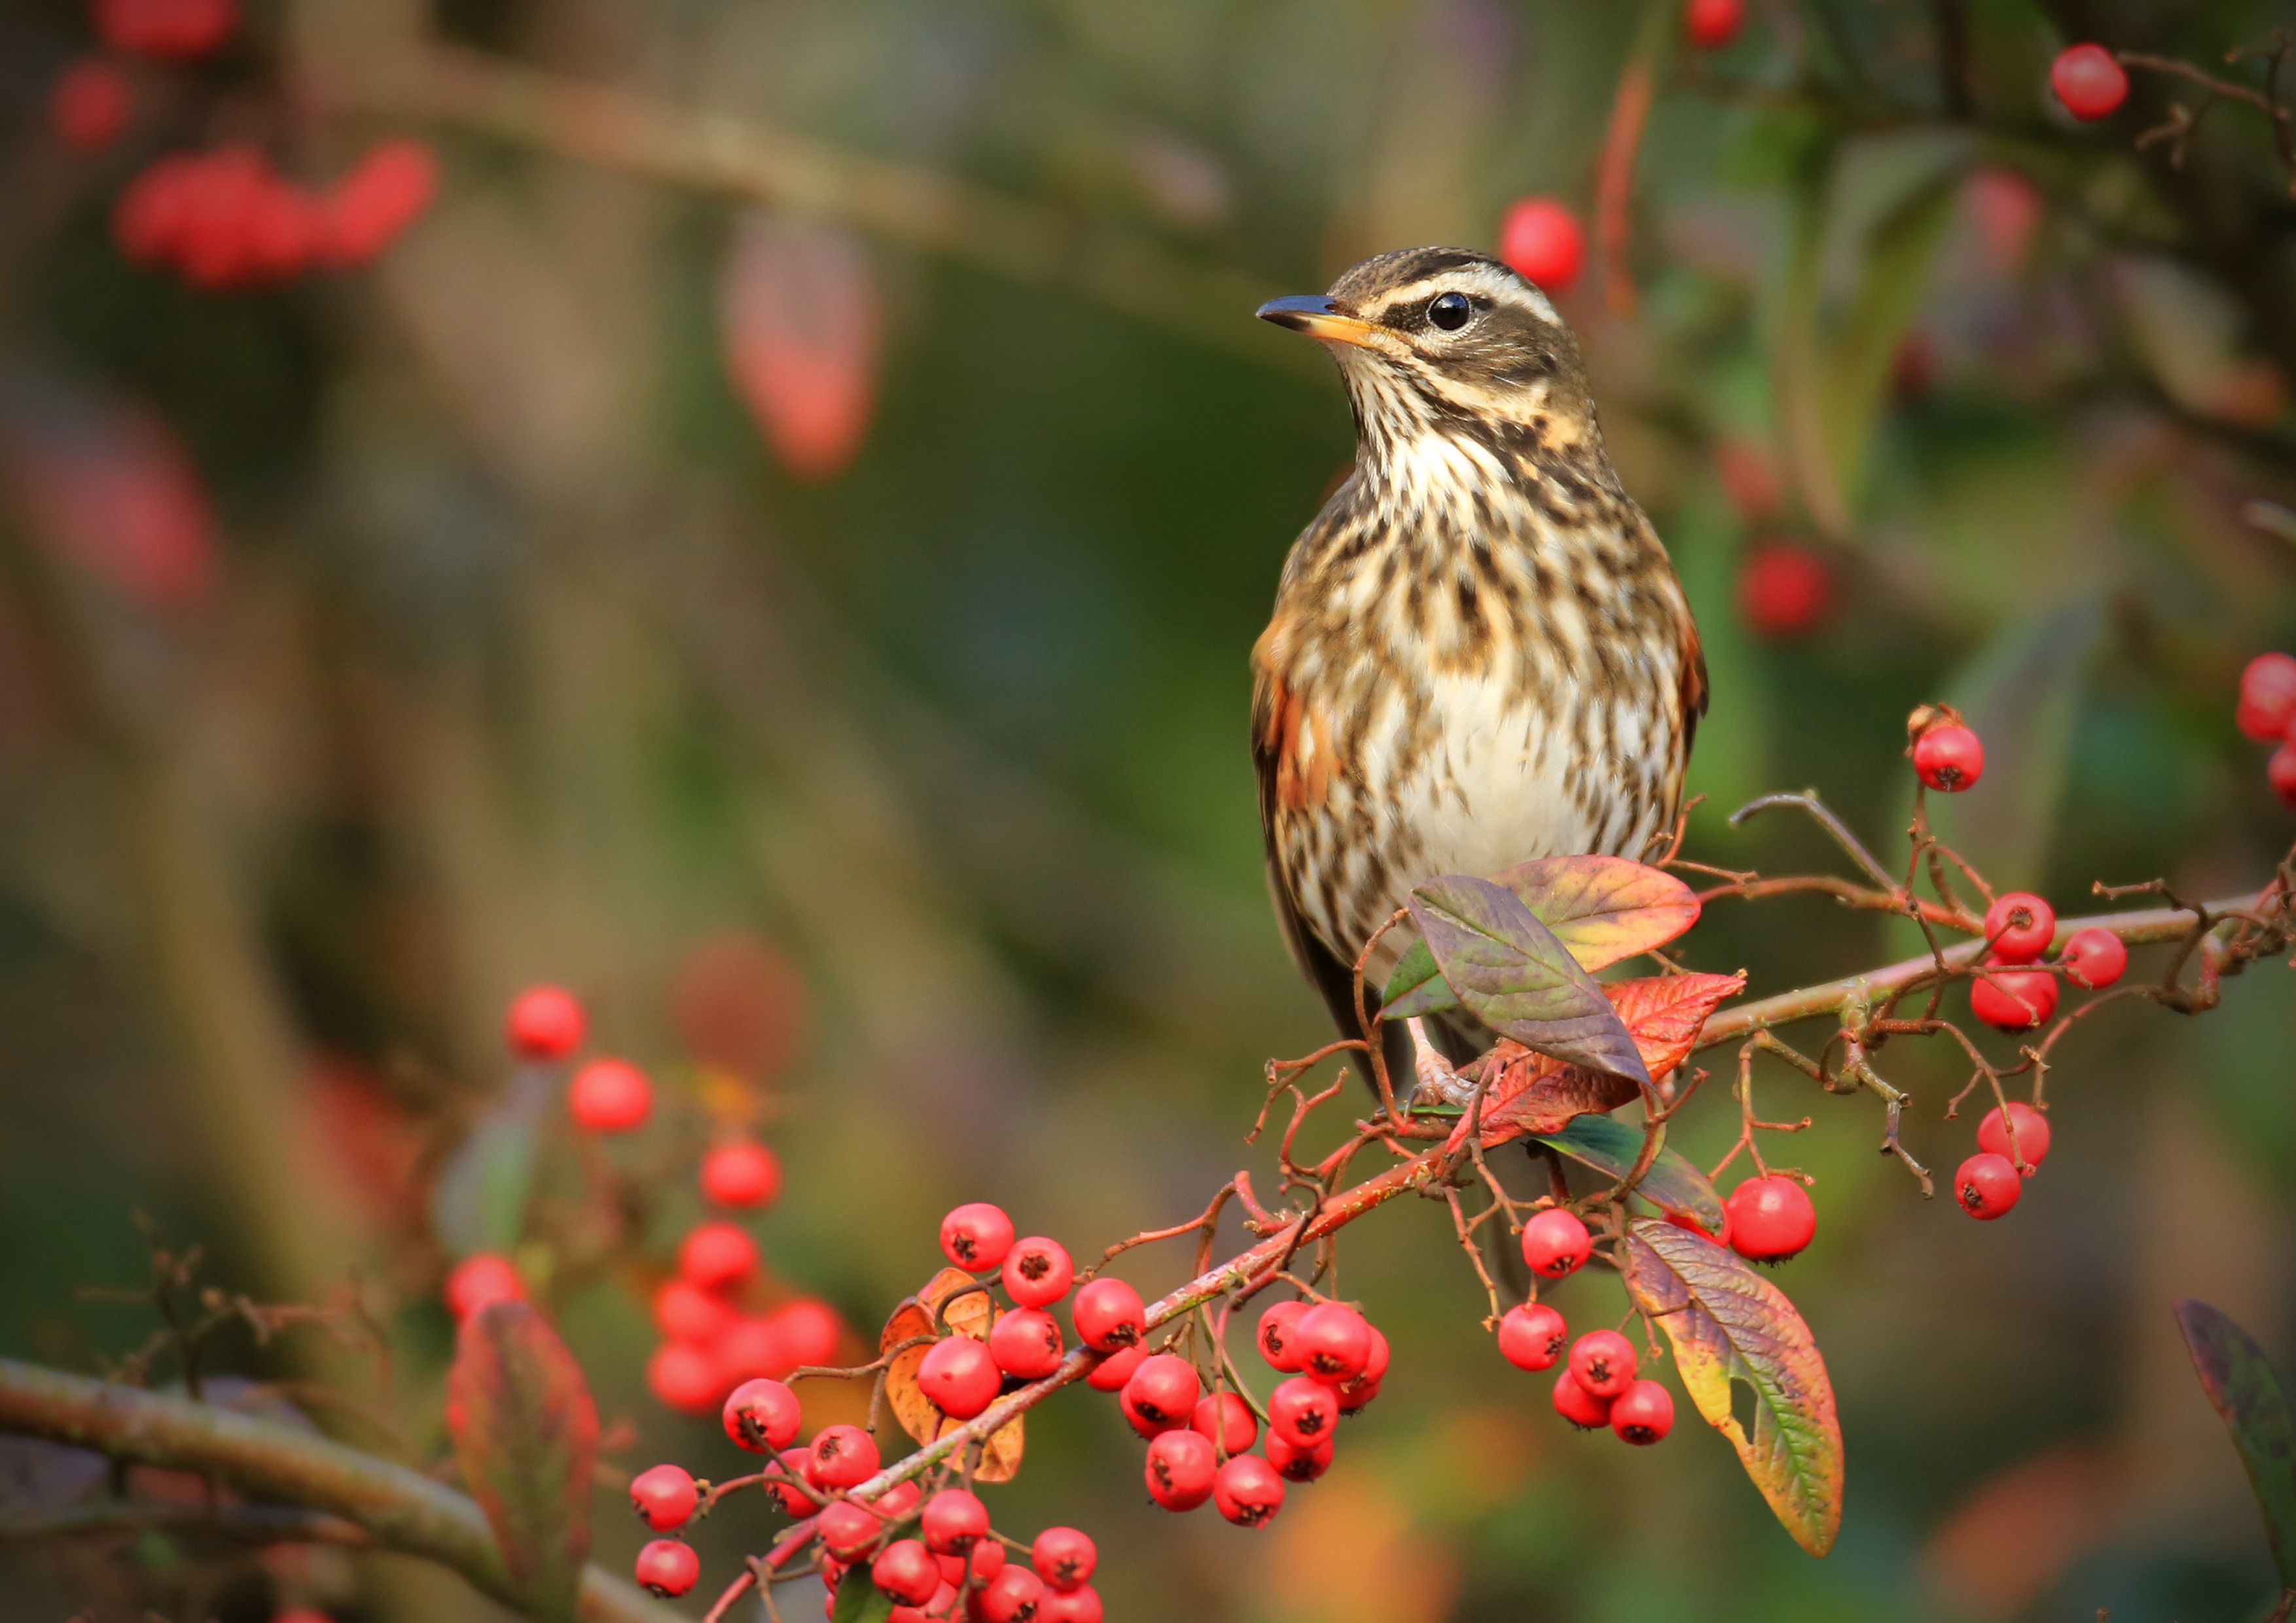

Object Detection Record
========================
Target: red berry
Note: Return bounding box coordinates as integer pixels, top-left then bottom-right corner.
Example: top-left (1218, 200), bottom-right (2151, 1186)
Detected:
top-left (1030, 1527), bottom-right (1096, 1592)
top-left (50, 60), bottom-right (132, 152)
top-left (1255, 1300), bottom-right (1306, 1371)
top-left (635, 1537), bottom-right (700, 1598)
top-left (880, 1480), bottom-right (922, 1520)
top-left (1267, 1376), bottom-right (1338, 1450)
top-left (894, 1583), bottom-right (960, 1623)
top-left (2052, 43), bottom-right (2129, 121)
top-left (1568, 1329), bottom-right (1639, 1400)
top-left (918, 1335), bottom-right (1001, 1421)
top-left (505, 984), bottom-right (584, 1060)
top-left (1293, 1303), bottom-right (1373, 1386)
top-left (1736, 543), bottom-right (1834, 639)
top-left (96, 0), bottom-right (237, 59)
top-left (820, 1498), bottom-right (884, 1560)
top-left (715, 1315), bottom-right (792, 1385)
top-left (1984, 892), bottom-right (2056, 963)
top-left (1956, 1151), bottom-right (2023, 1219)
top-left (1037, 1586), bottom-right (1103, 1623)
top-left (568, 1058), bottom-right (651, 1133)
top-left (443, 1253), bottom-right (522, 1321)
top-left (873, 1539), bottom-right (941, 1608)
top-left (1000, 1237), bottom-right (1074, 1309)
top-left (1727, 1176), bottom-right (1816, 1264)
top-left (990, 1306), bottom-right (1064, 1380)
top-left (1497, 1303), bottom-right (1566, 1371)
top-left (2237, 652), bottom-right (2296, 741)
top-left (764, 1448), bottom-right (819, 1515)
top-left (1551, 1368), bottom-right (1613, 1429)
top-left (921, 1488), bottom-right (990, 1554)
top-left (1976, 1101), bottom-right (2052, 1174)
top-left (1265, 1428), bottom-right (1334, 1482)
top-left (976, 1565), bottom-right (1045, 1623)
top-left (654, 1279), bottom-right (736, 1344)
top-left (1336, 1325), bottom-right (1389, 1414)
top-left (1971, 963), bottom-right (2060, 1031)
top-left (940, 1202), bottom-right (1016, 1272)
top-left (771, 1298), bottom-right (844, 1368)
top-left (324, 141), bottom-right (438, 264)
top-left (630, 1463), bottom-right (698, 1531)
top-left (1665, 1206), bottom-right (1731, 1248)
top-left (1610, 1379), bottom-right (1675, 1445)
top-left (700, 1141), bottom-right (782, 1208)
top-left (1143, 1427), bottom-right (1217, 1510)
top-left (1190, 1392), bottom-right (1258, 1455)
top-left (1913, 724), bottom-right (1984, 793)
top-left (1211, 1454), bottom-right (1286, 1527)
top-left (1520, 1209), bottom-right (1592, 1279)
top-left (806, 1424), bottom-right (880, 1490)
top-left (647, 1342), bottom-right (721, 1415)
top-left (1498, 198), bottom-right (1585, 293)
top-left (1070, 1277), bottom-right (1145, 1352)
top-left (2060, 927), bottom-right (2128, 990)
top-left (723, 1376), bottom-right (802, 1452)
top-left (679, 1221), bottom-right (757, 1293)
top-left (2270, 740), bottom-right (2296, 810)
top-left (1684, 0), bottom-right (1744, 49)
top-left (1084, 1342), bottom-right (1145, 1393)
top-left (1121, 1353), bottom-right (1200, 1436)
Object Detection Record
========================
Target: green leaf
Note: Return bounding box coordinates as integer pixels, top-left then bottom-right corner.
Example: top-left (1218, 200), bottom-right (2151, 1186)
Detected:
top-left (1621, 1220), bottom-right (1842, 1556)
top-left (832, 1569), bottom-right (897, 1623)
top-left (1532, 1115), bottom-right (1724, 1234)
top-left (2174, 1298), bottom-right (2296, 1588)
top-left (1401, 877), bottom-right (1651, 1086)
top-left (431, 1071), bottom-right (553, 1255)
top-left (1379, 938), bottom-right (1452, 1020)
top-left (446, 1301), bottom-right (600, 1622)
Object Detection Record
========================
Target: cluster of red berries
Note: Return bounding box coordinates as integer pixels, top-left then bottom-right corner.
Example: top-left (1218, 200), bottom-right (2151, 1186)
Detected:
top-left (1952, 1101), bottom-right (2051, 1222)
top-left (2238, 652), bottom-right (2296, 808)
top-left (2051, 43), bottom-right (2129, 121)
top-left (50, 0), bottom-right (241, 152)
top-left (628, 1372), bottom-right (1104, 1622)
top-left (113, 141), bottom-right (438, 291)
top-left (1965, 889), bottom-right (2128, 1035)
top-left (1493, 1209), bottom-right (1676, 1442)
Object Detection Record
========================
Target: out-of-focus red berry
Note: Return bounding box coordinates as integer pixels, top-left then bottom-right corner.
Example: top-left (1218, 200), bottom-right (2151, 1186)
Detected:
top-left (1084, 1342), bottom-right (1144, 1393)
top-left (678, 1221), bottom-right (757, 1293)
top-left (1001, 1237), bottom-right (1074, 1309)
top-left (324, 141), bottom-right (438, 264)
top-left (873, 1539), bottom-right (941, 1607)
top-left (1610, 1379), bottom-right (1676, 1444)
top-left (990, 1306), bottom-right (1064, 1380)
top-left (443, 1253), bottom-right (522, 1321)
top-left (1255, 1300), bottom-right (1306, 1371)
top-left (1736, 543), bottom-right (1834, 639)
top-left (1031, 1526), bottom-right (1096, 1592)
top-left (1956, 1151), bottom-right (2024, 1219)
top-left (1984, 892), bottom-right (2056, 963)
top-left (634, 1537), bottom-right (700, 1597)
top-left (1190, 1391), bottom-right (1258, 1455)
top-left (2060, 927), bottom-right (2128, 990)
top-left (1498, 198), bottom-right (1585, 293)
top-left (1267, 1376), bottom-right (1338, 1450)
top-left (1497, 1303), bottom-right (1566, 1371)
top-left (700, 1141), bottom-right (781, 1208)
top-left (1120, 1353), bottom-right (1199, 1435)
top-left (1070, 1277), bottom-right (1145, 1352)
top-left (2051, 43), bottom-right (2129, 120)
top-left (1036, 1585), bottom-right (1103, 1623)
top-left (1976, 1101), bottom-right (2052, 1173)
top-left (653, 1279), bottom-right (736, 1345)
top-left (1971, 963), bottom-right (2059, 1031)
top-left (1266, 1427), bottom-right (1334, 1482)
top-left (505, 984), bottom-right (584, 1060)
top-left (804, 1424), bottom-right (879, 1490)
top-left (647, 1342), bottom-right (721, 1416)
top-left (1684, 0), bottom-right (1744, 49)
top-left (50, 60), bottom-right (132, 151)
top-left (2237, 652), bottom-right (2296, 740)
top-left (96, 0), bottom-right (236, 59)
top-left (715, 1315), bottom-right (790, 1385)
top-left (940, 1202), bottom-right (1016, 1272)
top-left (567, 1058), bottom-right (651, 1132)
top-left (723, 1376), bottom-right (802, 1452)
top-left (1568, 1329), bottom-right (1639, 1400)
top-left (1912, 724), bottom-right (1984, 792)
top-left (630, 1463), bottom-right (698, 1531)
top-left (1212, 1454), bottom-right (1286, 1527)
top-left (2270, 740), bottom-right (2296, 810)
top-left (921, 1487), bottom-right (990, 1553)
top-left (1727, 1176), bottom-right (1816, 1263)
top-left (1551, 1368), bottom-right (1613, 1429)
top-left (771, 1298), bottom-right (844, 1368)
top-left (1293, 1302), bottom-right (1373, 1386)
top-left (1144, 1427), bottom-right (1217, 1510)
top-left (1520, 1208), bottom-right (1592, 1279)
top-left (918, 1335), bottom-right (1001, 1421)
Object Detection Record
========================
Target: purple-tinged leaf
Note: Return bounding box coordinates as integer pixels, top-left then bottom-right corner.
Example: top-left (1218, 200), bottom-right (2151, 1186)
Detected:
top-left (2175, 1299), bottom-right (2296, 1588)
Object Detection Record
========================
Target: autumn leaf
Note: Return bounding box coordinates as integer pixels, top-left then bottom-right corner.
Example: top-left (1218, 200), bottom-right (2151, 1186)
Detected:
top-left (881, 1266), bottom-right (1023, 1482)
top-left (2174, 1299), bottom-right (2296, 1588)
top-left (445, 1300), bottom-right (600, 1622)
top-left (1622, 1220), bottom-right (1842, 1557)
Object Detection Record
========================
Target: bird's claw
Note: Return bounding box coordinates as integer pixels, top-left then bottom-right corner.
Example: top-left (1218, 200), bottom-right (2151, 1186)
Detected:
top-left (1405, 1018), bottom-right (1478, 1109)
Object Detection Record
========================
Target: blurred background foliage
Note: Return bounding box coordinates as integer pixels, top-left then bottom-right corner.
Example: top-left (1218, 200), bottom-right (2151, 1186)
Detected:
top-left (3, 0), bottom-right (2296, 1620)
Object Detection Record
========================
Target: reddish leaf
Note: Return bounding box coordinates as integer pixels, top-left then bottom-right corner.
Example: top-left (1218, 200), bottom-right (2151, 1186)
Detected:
top-left (2174, 1299), bottom-right (2296, 1588)
top-left (721, 215), bottom-right (881, 479)
top-left (1622, 1220), bottom-right (1842, 1556)
top-left (446, 1300), bottom-right (599, 1620)
top-left (882, 1267), bottom-right (1022, 1482)
top-left (1484, 855), bottom-right (1701, 970)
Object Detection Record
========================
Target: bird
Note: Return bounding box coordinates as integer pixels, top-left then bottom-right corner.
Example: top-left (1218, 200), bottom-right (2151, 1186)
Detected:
top-left (1249, 246), bottom-right (1705, 1100)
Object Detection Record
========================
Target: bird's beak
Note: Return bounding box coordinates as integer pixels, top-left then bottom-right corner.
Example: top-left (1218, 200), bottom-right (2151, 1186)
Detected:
top-left (1256, 294), bottom-right (1380, 348)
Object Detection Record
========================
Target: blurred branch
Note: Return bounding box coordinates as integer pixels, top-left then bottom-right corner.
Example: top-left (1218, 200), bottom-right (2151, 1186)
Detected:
top-left (1596, 2), bottom-right (1670, 319)
top-left (0, 1500), bottom-right (370, 1546)
top-left (318, 43), bottom-right (1314, 373)
top-left (0, 1358), bottom-right (676, 1623)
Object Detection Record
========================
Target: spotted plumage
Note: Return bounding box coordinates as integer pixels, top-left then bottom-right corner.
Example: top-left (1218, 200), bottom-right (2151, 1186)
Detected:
top-left (1251, 247), bottom-right (1706, 1044)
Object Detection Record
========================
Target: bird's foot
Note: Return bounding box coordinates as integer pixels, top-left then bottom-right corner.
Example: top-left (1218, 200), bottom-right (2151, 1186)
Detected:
top-left (1404, 1018), bottom-right (1477, 1109)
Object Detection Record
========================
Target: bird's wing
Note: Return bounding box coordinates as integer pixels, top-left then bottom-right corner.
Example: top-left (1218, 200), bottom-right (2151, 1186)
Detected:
top-left (1251, 628), bottom-right (1367, 1042)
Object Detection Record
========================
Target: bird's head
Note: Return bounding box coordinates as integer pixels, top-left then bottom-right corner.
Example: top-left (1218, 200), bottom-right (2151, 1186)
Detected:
top-left (1257, 247), bottom-right (1598, 472)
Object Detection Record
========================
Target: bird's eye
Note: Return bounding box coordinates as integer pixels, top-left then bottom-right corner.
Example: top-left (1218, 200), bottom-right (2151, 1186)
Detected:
top-left (1427, 292), bottom-right (1472, 331)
